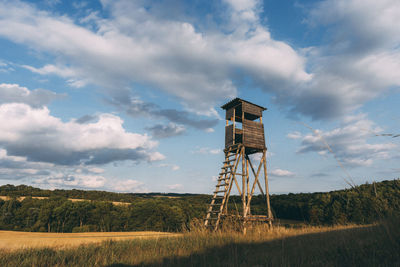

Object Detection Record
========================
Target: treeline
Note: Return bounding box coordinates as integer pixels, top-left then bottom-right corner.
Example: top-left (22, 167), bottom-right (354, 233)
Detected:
top-left (0, 179), bottom-right (399, 232)
top-left (271, 179), bottom-right (400, 224)
top-left (0, 196), bottom-right (207, 232)
top-left (0, 184), bottom-right (198, 202)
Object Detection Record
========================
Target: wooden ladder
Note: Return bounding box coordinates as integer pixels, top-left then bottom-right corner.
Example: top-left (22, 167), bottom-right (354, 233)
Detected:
top-left (204, 144), bottom-right (243, 231)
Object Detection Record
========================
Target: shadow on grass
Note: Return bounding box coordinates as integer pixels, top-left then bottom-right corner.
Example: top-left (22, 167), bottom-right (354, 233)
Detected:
top-left (107, 224), bottom-right (400, 267)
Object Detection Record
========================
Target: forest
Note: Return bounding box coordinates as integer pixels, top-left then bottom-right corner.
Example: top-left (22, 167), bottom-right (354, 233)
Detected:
top-left (0, 179), bottom-right (399, 232)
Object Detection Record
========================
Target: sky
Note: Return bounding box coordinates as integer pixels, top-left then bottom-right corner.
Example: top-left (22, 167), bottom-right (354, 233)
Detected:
top-left (0, 0), bottom-right (399, 194)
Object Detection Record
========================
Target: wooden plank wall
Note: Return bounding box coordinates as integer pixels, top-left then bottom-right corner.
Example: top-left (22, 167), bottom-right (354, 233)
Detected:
top-left (242, 102), bottom-right (263, 117)
top-left (225, 124), bottom-right (234, 147)
top-left (243, 119), bottom-right (265, 149)
top-left (225, 107), bottom-right (234, 120)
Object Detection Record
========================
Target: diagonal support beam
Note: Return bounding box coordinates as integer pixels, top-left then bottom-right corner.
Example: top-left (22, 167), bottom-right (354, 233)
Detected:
top-left (247, 155), bottom-right (265, 196)
top-left (244, 153), bottom-right (265, 216)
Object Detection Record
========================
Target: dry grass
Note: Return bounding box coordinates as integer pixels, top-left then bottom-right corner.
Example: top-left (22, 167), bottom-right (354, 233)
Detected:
top-left (0, 231), bottom-right (180, 251)
top-left (0, 218), bottom-right (399, 266)
top-left (0, 196), bottom-right (131, 206)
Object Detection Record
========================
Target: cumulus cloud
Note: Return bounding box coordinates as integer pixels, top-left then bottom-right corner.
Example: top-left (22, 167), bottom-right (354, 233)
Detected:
top-left (146, 123), bottom-right (185, 139)
top-left (107, 97), bottom-right (219, 131)
top-left (0, 147), bottom-right (110, 189)
top-left (290, 0), bottom-right (400, 120)
top-left (0, 83), bottom-right (63, 107)
top-left (0, 102), bottom-right (163, 165)
top-left (0, 148), bottom-right (150, 192)
top-left (297, 114), bottom-right (397, 167)
top-left (0, 0), bottom-right (397, 125)
top-left (0, 0), bottom-right (310, 115)
top-left (269, 168), bottom-right (295, 177)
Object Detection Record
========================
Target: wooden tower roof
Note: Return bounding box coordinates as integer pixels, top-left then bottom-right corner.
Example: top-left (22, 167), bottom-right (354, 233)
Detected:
top-left (221, 98), bottom-right (267, 111)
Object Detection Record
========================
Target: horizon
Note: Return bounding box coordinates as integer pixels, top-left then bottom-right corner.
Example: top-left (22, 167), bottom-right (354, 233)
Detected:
top-left (2, 178), bottom-right (399, 196)
top-left (0, 0), bottom-right (399, 194)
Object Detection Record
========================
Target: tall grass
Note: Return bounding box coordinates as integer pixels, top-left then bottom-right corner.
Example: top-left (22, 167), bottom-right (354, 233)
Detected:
top-left (0, 218), bottom-right (399, 266)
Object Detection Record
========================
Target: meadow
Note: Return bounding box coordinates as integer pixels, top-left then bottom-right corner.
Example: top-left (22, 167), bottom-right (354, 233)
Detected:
top-left (0, 218), bottom-right (399, 267)
top-left (0, 230), bottom-right (179, 251)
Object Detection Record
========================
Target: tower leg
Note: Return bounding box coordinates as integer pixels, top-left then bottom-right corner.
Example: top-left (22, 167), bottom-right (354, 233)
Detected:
top-left (263, 150), bottom-right (273, 227)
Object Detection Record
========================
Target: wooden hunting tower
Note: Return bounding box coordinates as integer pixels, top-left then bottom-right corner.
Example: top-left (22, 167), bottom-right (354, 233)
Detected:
top-left (205, 98), bottom-right (273, 231)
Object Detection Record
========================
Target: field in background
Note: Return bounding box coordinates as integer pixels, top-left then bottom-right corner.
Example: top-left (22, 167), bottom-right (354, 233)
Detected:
top-left (1, 218), bottom-right (399, 266)
top-left (0, 231), bottom-right (179, 251)
top-left (0, 195), bottom-right (131, 206)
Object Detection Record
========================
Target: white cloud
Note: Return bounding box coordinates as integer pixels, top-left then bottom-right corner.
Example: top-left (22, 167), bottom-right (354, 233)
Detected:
top-left (146, 123), bottom-right (186, 139)
top-left (0, 0), bottom-right (309, 114)
top-left (0, 0), bottom-right (398, 123)
top-left (159, 163), bottom-right (180, 171)
top-left (192, 147), bottom-right (221, 155)
top-left (287, 131), bottom-right (302, 140)
top-left (34, 173), bottom-right (106, 189)
top-left (294, 0), bottom-right (400, 120)
top-left (0, 60), bottom-right (14, 73)
top-left (270, 168), bottom-right (295, 177)
top-left (297, 114), bottom-right (397, 167)
top-left (87, 167), bottom-right (105, 174)
top-left (22, 65), bottom-right (87, 88)
top-left (0, 83), bottom-right (62, 107)
top-left (0, 102), bottom-right (162, 165)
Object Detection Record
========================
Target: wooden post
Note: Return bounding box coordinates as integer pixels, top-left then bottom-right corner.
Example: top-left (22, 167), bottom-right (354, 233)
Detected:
top-left (232, 109), bottom-right (235, 145)
top-left (263, 150), bottom-right (272, 226)
top-left (246, 158), bottom-right (250, 216)
top-left (206, 98), bottom-right (272, 231)
top-left (242, 148), bottom-right (246, 219)
top-left (242, 109), bottom-right (246, 218)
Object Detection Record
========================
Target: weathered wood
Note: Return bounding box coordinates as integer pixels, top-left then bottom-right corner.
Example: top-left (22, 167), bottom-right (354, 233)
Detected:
top-left (225, 124), bottom-right (234, 147)
top-left (242, 147), bottom-right (246, 218)
top-left (207, 98), bottom-right (272, 231)
top-left (247, 156), bottom-right (265, 196)
top-left (263, 150), bottom-right (273, 225)
top-left (226, 108), bottom-right (234, 120)
top-left (242, 101), bottom-right (263, 118)
top-left (244, 153), bottom-right (264, 216)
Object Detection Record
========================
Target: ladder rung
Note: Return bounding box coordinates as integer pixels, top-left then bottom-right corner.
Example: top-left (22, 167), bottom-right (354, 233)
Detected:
top-left (207, 211), bottom-right (220, 214)
top-left (214, 190), bottom-right (226, 193)
top-left (211, 203), bottom-right (222, 206)
top-left (221, 165), bottom-right (233, 169)
top-left (213, 196), bottom-right (224, 199)
top-left (225, 145), bottom-right (239, 151)
top-left (217, 183), bottom-right (228, 186)
top-left (219, 172), bottom-right (242, 176)
top-left (223, 159), bottom-right (236, 163)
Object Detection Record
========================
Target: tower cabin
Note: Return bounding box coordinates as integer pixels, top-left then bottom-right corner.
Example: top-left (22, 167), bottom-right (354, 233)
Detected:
top-left (222, 98), bottom-right (266, 154)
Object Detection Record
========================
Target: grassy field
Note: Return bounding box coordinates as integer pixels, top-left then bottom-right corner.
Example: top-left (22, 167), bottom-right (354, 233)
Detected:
top-left (0, 217), bottom-right (399, 266)
top-left (0, 231), bottom-right (180, 251)
top-left (0, 195), bottom-right (131, 206)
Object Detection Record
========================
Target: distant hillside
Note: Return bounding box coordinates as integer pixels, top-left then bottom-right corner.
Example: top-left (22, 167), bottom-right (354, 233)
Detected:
top-left (270, 179), bottom-right (400, 224)
top-left (0, 179), bottom-right (399, 232)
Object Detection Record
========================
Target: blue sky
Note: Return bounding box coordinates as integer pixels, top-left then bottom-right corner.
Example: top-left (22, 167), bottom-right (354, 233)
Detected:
top-left (0, 0), bottom-right (399, 194)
